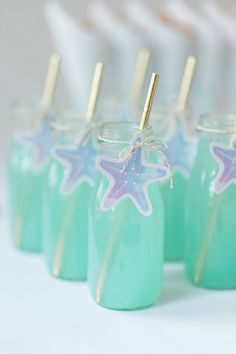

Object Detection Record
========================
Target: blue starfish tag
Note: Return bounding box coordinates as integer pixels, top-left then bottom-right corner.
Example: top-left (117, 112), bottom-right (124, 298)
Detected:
top-left (15, 119), bottom-right (52, 173)
top-left (53, 135), bottom-right (98, 195)
top-left (165, 118), bottom-right (198, 179)
top-left (211, 141), bottom-right (236, 193)
top-left (97, 133), bottom-right (170, 216)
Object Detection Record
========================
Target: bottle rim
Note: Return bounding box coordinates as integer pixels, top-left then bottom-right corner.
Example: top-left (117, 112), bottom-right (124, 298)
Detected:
top-left (10, 96), bottom-right (56, 121)
top-left (98, 121), bottom-right (153, 144)
top-left (196, 112), bottom-right (236, 134)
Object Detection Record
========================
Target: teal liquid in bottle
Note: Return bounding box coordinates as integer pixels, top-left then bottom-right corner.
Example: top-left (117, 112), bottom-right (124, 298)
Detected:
top-left (161, 173), bottom-right (186, 260)
top-left (7, 100), bottom-right (54, 252)
top-left (8, 139), bottom-right (48, 251)
top-left (44, 158), bottom-right (91, 280)
top-left (185, 113), bottom-right (236, 289)
top-left (88, 122), bottom-right (168, 310)
top-left (152, 102), bottom-right (197, 261)
top-left (44, 116), bottom-right (97, 280)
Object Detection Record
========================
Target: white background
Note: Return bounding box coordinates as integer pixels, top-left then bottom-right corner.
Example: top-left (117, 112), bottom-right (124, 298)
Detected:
top-left (0, 215), bottom-right (236, 354)
top-left (0, 0), bottom-right (235, 161)
top-left (0, 1), bottom-right (236, 353)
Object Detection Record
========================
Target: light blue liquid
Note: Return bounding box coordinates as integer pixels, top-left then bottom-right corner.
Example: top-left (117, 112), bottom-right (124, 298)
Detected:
top-left (88, 137), bottom-right (165, 310)
top-left (161, 172), bottom-right (186, 261)
top-left (8, 139), bottom-right (48, 251)
top-left (185, 137), bottom-right (236, 288)
top-left (44, 156), bottom-right (91, 280)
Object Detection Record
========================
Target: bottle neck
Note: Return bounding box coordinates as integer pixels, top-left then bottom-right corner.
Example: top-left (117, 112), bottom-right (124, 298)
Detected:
top-left (98, 121), bottom-right (154, 158)
top-left (150, 98), bottom-right (196, 138)
top-left (197, 113), bottom-right (236, 145)
top-left (11, 98), bottom-right (55, 134)
top-left (51, 111), bottom-right (95, 147)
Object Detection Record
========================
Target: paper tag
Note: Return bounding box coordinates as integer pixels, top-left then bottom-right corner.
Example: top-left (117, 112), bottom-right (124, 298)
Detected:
top-left (15, 119), bottom-right (52, 173)
top-left (97, 133), bottom-right (170, 216)
top-left (211, 142), bottom-right (236, 193)
top-left (53, 135), bottom-right (98, 194)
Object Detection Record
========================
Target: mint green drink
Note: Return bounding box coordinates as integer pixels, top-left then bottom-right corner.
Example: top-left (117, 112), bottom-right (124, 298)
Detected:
top-left (8, 140), bottom-right (48, 251)
top-left (44, 159), bottom-right (90, 280)
top-left (88, 122), bottom-right (170, 310)
top-left (44, 115), bottom-right (98, 280)
top-left (185, 113), bottom-right (236, 289)
top-left (161, 172), bottom-right (186, 260)
top-left (153, 103), bottom-right (197, 261)
top-left (8, 101), bottom-right (53, 252)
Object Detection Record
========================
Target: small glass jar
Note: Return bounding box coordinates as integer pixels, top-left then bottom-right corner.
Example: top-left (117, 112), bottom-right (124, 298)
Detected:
top-left (152, 99), bottom-right (198, 261)
top-left (8, 98), bottom-right (55, 252)
top-left (88, 121), bottom-right (167, 310)
top-left (185, 113), bottom-right (236, 289)
top-left (44, 111), bottom-right (98, 280)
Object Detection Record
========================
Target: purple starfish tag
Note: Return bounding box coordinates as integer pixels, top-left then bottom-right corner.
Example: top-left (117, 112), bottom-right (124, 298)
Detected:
top-left (16, 119), bottom-right (52, 173)
top-left (211, 142), bottom-right (236, 193)
top-left (165, 118), bottom-right (197, 178)
top-left (53, 136), bottom-right (98, 194)
top-left (97, 133), bottom-right (170, 216)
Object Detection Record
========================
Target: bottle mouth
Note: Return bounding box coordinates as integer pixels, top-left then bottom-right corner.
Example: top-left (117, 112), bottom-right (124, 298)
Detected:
top-left (98, 121), bottom-right (153, 144)
top-left (11, 98), bottom-right (41, 120)
top-left (10, 97), bottom-right (56, 122)
top-left (146, 97), bottom-right (194, 128)
top-left (51, 111), bottom-right (81, 131)
top-left (197, 113), bottom-right (236, 134)
top-left (10, 97), bottom-right (57, 133)
top-left (50, 109), bottom-right (102, 131)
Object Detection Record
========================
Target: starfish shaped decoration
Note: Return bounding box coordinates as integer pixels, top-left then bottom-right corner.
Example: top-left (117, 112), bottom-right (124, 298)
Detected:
top-left (16, 119), bottom-right (52, 172)
top-left (166, 118), bottom-right (197, 178)
top-left (211, 142), bottom-right (236, 193)
top-left (97, 134), bottom-right (170, 216)
top-left (53, 136), bottom-right (98, 194)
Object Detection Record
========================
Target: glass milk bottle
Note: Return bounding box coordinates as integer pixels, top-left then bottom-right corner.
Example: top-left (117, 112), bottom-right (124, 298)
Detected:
top-left (44, 112), bottom-right (98, 280)
top-left (185, 113), bottom-right (236, 289)
top-left (153, 100), bottom-right (198, 261)
top-left (88, 121), bottom-right (170, 310)
top-left (8, 98), bottom-right (55, 252)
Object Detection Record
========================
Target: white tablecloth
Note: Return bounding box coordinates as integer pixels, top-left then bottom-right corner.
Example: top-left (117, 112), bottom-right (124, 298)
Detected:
top-left (0, 204), bottom-right (236, 354)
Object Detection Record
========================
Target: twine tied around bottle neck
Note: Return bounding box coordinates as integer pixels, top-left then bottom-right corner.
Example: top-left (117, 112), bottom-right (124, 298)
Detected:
top-left (118, 135), bottom-right (173, 189)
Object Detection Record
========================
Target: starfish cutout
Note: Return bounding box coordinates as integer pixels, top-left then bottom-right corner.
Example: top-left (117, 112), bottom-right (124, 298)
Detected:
top-left (211, 142), bottom-right (236, 193)
top-left (97, 134), bottom-right (170, 216)
top-left (166, 119), bottom-right (197, 178)
top-left (53, 136), bottom-right (98, 194)
top-left (16, 119), bottom-right (52, 172)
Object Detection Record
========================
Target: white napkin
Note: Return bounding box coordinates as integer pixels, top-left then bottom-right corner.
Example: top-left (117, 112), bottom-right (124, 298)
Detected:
top-left (201, 1), bottom-right (236, 111)
top-left (44, 1), bottom-right (109, 112)
top-left (88, 1), bottom-right (144, 100)
top-left (125, 1), bottom-right (191, 101)
top-left (163, 0), bottom-right (223, 112)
